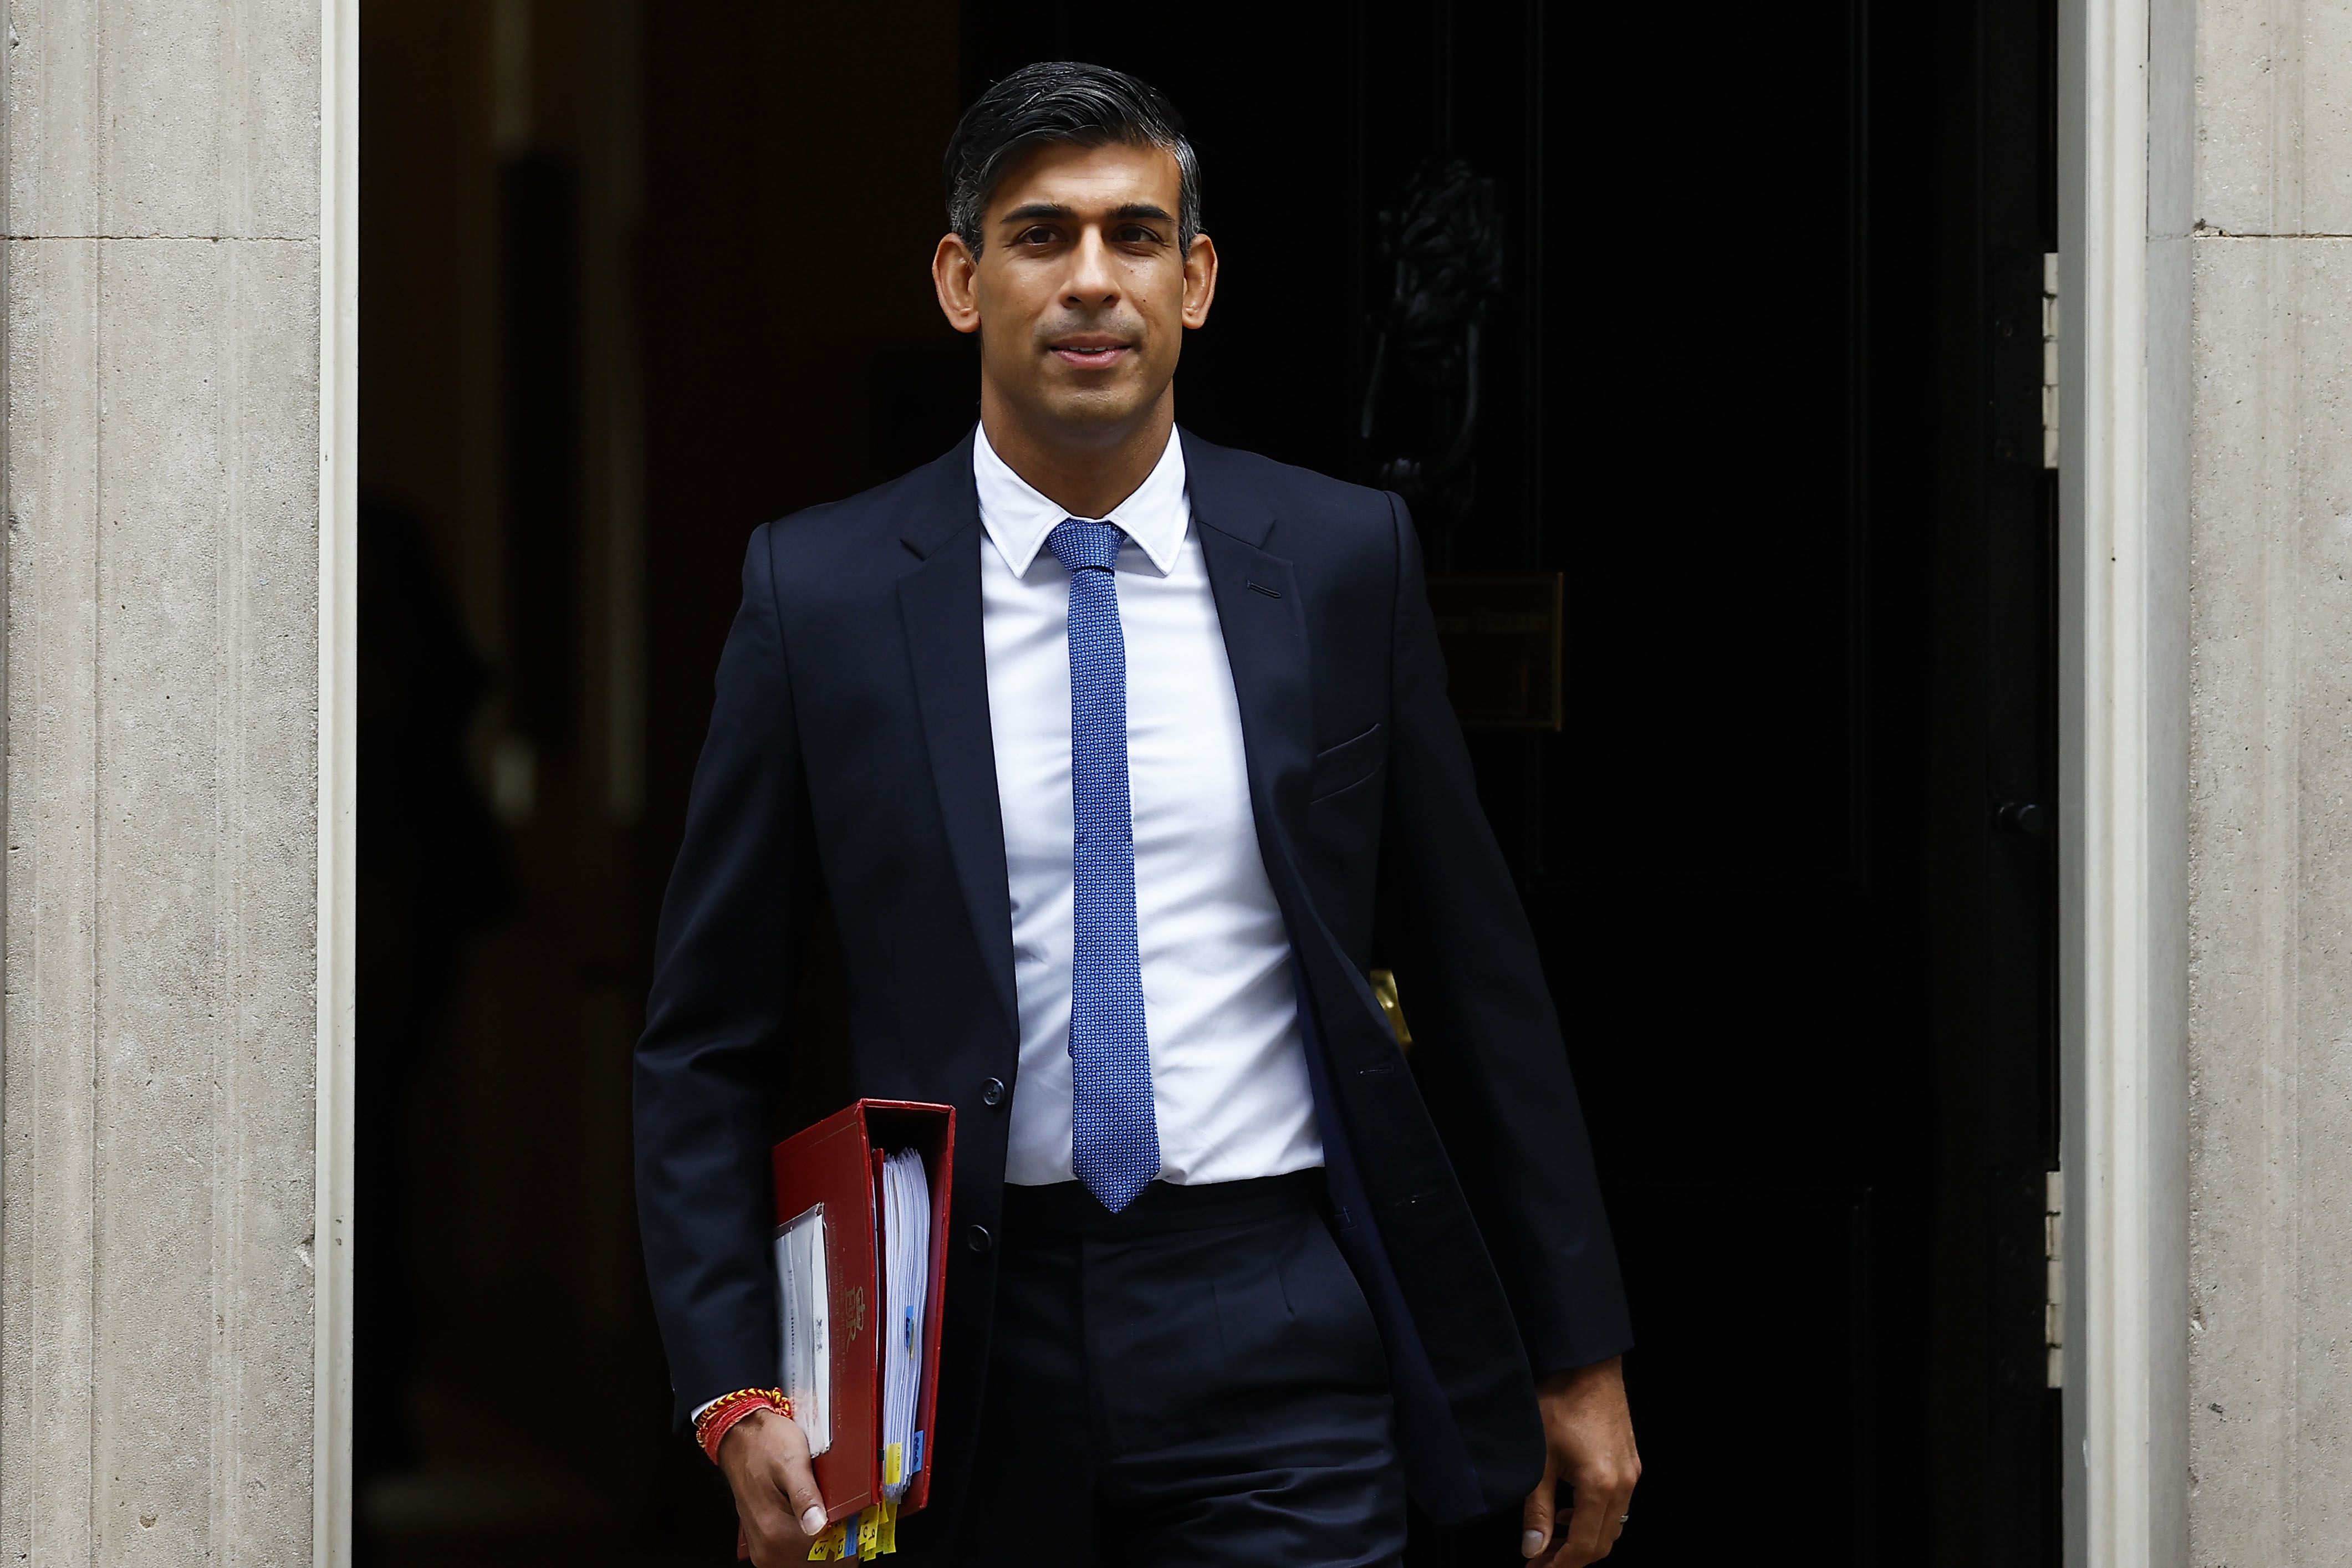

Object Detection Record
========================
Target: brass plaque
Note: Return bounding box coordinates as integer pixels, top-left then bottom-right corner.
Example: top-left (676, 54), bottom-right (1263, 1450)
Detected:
top-left (1425, 572), bottom-right (1563, 729)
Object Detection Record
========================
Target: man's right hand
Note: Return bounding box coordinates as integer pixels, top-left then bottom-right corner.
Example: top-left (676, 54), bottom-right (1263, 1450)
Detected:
top-left (715, 1407), bottom-right (830, 1565)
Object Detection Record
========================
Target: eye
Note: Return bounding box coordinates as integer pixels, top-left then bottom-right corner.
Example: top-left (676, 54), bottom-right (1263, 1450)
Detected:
top-left (1115, 224), bottom-right (1163, 245)
top-left (1015, 225), bottom-right (1059, 246)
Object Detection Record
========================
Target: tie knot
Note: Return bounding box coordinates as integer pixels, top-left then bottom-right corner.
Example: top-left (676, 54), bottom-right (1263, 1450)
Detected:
top-left (1045, 518), bottom-right (1123, 574)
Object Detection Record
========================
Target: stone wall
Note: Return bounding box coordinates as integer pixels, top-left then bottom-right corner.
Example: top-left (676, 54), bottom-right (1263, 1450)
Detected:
top-left (0, 0), bottom-right (2341, 1562)
top-left (0, 2), bottom-right (326, 1563)
top-left (2183, 0), bottom-right (2352, 1557)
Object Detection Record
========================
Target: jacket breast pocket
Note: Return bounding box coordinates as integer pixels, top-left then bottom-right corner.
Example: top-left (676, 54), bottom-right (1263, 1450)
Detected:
top-left (1308, 721), bottom-right (1385, 805)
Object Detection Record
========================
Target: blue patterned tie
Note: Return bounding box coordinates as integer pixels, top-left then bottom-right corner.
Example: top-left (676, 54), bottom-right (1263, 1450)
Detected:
top-left (1045, 518), bottom-right (1161, 1213)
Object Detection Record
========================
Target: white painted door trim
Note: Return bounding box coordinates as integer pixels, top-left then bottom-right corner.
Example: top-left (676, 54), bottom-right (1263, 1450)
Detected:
top-left (2057, 0), bottom-right (2190, 1560)
top-left (297, 4), bottom-right (2198, 1562)
top-left (315, 0), bottom-right (360, 1561)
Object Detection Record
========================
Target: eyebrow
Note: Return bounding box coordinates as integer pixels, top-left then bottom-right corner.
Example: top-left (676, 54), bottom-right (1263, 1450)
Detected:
top-left (997, 201), bottom-right (1175, 226)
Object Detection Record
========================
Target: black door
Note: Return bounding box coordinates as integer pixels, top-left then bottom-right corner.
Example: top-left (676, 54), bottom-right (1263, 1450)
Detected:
top-left (967, 4), bottom-right (2060, 1564)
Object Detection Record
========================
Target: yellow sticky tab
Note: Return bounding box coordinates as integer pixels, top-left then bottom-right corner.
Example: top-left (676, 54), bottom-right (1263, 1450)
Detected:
top-left (805, 1520), bottom-right (847, 1561)
top-left (884, 1441), bottom-right (903, 1487)
top-left (876, 1500), bottom-right (899, 1554)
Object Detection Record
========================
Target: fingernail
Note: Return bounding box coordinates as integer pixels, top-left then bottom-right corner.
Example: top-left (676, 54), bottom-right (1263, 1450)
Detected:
top-left (802, 1505), bottom-right (828, 1535)
top-left (1522, 1528), bottom-right (1548, 1558)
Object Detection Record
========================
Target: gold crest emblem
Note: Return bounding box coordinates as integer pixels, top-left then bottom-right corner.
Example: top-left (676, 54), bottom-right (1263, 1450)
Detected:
top-left (846, 1284), bottom-right (866, 1343)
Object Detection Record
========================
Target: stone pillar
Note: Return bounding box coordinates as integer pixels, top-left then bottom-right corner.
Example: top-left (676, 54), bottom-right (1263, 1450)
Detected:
top-left (0, 2), bottom-right (340, 1564)
top-left (2183, 0), bottom-right (2352, 1558)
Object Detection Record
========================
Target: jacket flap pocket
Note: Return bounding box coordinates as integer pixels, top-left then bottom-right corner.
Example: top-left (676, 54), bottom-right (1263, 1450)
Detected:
top-left (1309, 721), bottom-right (1385, 802)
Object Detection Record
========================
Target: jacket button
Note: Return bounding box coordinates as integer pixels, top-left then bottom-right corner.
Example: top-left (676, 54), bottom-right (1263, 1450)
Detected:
top-left (981, 1076), bottom-right (1007, 1107)
top-left (966, 1224), bottom-right (994, 1254)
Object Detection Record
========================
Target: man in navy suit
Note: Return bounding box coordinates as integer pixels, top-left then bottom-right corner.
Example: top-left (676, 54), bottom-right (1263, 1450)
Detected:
top-left (635, 60), bottom-right (1639, 1567)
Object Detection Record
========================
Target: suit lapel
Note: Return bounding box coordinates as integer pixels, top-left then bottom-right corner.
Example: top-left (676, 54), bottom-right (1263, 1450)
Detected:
top-left (896, 436), bottom-right (1021, 1049)
top-left (1183, 430), bottom-right (1315, 874)
top-left (1185, 432), bottom-right (1399, 1066)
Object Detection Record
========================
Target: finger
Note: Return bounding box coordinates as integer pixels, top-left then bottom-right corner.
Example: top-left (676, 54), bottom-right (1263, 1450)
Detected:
top-left (1585, 1484), bottom-right (1630, 1560)
top-left (1557, 1472), bottom-right (1613, 1564)
top-left (1530, 1493), bottom-right (1583, 1567)
top-left (1560, 1470), bottom-right (1641, 1566)
top-left (1600, 1478), bottom-right (1632, 1551)
top-left (1594, 1449), bottom-right (1640, 1554)
top-left (1602, 1463), bottom-right (1640, 1551)
top-left (774, 1446), bottom-right (829, 1539)
top-left (1520, 1450), bottom-right (1559, 1560)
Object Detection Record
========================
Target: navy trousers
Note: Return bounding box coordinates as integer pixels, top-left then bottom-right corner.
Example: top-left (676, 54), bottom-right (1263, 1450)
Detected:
top-left (916, 1171), bottom-right (1406, 1567)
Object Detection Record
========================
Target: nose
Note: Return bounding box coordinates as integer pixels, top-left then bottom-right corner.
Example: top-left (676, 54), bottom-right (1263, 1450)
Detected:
top-left (1062, 227), bottom-right (1121, 309)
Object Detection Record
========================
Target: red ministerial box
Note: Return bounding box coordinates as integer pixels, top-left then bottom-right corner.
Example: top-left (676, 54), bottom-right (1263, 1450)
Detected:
top-left (769, 1099), bottom-right (956, 1523)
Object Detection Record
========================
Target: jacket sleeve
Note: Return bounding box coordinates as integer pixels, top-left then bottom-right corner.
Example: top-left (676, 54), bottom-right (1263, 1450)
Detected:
top-left (634, 524), bottom-right (817, 1426)
top-left (1374, 491), bottom-right (1634, 1377)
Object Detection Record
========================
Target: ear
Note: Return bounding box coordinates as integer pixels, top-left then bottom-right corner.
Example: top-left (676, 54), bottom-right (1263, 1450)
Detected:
top-left (932, 234), bottom-right (982, 335)
top-left (1180, 231), bottom-right (1218, 329)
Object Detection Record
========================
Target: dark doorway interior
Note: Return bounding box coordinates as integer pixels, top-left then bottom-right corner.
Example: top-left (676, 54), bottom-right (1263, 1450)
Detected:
top-left (359, 3), bottom-right (2058, 1564)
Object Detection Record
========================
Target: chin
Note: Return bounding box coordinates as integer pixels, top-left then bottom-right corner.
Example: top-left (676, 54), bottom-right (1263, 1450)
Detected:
top-left (1039, 386), bottom-right (1157, 436)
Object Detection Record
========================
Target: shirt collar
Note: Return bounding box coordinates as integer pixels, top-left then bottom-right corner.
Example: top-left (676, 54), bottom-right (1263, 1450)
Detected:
top-left (972, 421), bottom-right (1190, 576)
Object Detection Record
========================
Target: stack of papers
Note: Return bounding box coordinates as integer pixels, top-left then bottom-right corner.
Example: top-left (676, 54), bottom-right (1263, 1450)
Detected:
top-left (877, 1149), bottom-right (932, 1501)
top-left (775, 1202), bottom-right (833, 1455)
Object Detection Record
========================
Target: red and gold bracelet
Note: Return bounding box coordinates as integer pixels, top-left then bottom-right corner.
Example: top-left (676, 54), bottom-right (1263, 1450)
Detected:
top-left (695, 1386), bottom-right (793, 1464)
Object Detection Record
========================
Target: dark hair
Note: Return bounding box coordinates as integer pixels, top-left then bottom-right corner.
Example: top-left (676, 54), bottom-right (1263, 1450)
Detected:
top-left (944, 62), bottom-right (1202, 256)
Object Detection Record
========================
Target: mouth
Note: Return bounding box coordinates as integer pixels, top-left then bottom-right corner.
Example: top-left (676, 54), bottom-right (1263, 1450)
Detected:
top-left (1049, 338), bottom-right (1133, 371)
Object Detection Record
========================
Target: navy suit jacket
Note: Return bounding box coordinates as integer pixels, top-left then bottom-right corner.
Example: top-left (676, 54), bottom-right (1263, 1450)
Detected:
top-left (634, 428), bottom-right (1631, 1529)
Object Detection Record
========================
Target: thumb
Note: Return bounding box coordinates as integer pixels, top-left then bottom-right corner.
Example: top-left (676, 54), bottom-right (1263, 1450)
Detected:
top-left (1521, 1452), bottom-right (1558, 1559)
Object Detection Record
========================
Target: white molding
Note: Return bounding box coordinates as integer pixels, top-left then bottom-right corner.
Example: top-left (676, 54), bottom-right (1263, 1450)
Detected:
top-left (2058, 0), bottom-right (2190, 1559)
top-left (314, 0), bottom-right (359, 1562)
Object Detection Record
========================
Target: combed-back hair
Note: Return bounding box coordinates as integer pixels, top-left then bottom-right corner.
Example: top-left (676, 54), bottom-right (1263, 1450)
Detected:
top-left (944, 62), bottom-right (1202, 256)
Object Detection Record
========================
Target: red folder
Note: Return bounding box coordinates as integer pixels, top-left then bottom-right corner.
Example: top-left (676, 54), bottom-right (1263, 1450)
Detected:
top-left (770, 1099), bottom-right (955, 1523)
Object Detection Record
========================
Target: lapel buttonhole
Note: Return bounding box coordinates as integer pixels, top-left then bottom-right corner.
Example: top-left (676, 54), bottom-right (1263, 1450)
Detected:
top-left (1246, 580), bottom-right (1283, 599)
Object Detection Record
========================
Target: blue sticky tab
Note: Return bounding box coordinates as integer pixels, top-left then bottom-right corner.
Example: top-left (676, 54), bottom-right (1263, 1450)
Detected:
top-left (911, 1430), bottom-right (925, 1473)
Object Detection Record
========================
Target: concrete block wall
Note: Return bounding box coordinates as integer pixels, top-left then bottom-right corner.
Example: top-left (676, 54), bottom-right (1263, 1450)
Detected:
top-left (0, 2), bottom-right (324, 1563)
top-left (2184, 0), bottom-right (2352, 1557)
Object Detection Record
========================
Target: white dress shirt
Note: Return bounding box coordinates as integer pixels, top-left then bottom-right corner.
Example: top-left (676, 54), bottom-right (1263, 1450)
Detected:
top-left (974, 423), bottom-right (1324, 1187)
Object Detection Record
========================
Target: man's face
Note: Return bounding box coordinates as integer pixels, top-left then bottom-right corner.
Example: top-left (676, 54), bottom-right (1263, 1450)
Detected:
top-left (935, 139), bottom-right (1216, 441)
